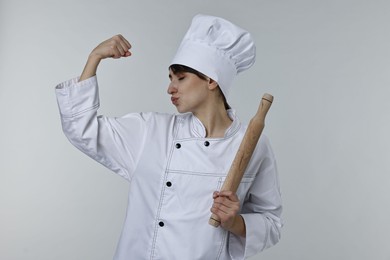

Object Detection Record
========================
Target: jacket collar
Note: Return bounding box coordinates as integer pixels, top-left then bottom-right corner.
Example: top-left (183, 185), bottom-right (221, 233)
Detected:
top-left (190, 109), bottom-right (241, 138)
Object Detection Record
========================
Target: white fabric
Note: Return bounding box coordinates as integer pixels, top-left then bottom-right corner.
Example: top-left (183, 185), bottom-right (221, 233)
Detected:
top-left (170, 14), bottom-right (256, 98)
top-left (55, 76), bottom-right (282, 260)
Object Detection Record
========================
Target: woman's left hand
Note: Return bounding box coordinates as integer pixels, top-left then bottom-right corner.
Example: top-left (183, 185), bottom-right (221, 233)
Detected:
top-left (210, 190), bottom-right (241, 230)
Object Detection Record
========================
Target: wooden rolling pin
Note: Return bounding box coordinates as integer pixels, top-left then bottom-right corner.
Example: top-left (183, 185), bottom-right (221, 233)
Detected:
top-left (209, 93), bottom-right (274, 227)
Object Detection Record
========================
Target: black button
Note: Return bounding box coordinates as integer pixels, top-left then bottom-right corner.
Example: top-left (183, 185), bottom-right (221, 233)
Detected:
top-left (159, 221), bottom-right (164, 227)
top-left (166, 181), bottom-right (172, 187)
top-left (175, 143), bottom-right (181, 149)
top-left (204, 141), bottom-right (210, 147)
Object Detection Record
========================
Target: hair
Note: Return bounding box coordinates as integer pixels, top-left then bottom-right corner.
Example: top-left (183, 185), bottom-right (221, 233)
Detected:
top-left (169, 64), bottom-right (231, 110)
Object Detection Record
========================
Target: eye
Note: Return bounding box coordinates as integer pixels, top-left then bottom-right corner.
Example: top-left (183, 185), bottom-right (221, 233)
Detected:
top-left (178, 76), bottom-right (185, 81)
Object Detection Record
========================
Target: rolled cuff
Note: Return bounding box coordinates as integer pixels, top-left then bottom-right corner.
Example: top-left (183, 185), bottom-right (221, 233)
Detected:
top-left (55, 76), bottom-right (99, 118)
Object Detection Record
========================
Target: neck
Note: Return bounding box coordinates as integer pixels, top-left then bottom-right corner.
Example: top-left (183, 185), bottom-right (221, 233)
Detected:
top-left (194, 106), bottom-right (232, 138)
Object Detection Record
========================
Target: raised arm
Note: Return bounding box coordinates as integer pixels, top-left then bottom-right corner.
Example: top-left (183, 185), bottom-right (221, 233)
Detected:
top-left (55, 34), bottom-right (143, 181)
top-left (79, 34), bottom-right (132, 81)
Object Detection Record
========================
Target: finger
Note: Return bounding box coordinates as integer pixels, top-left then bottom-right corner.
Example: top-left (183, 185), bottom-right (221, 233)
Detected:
top-left (210, 205), bottom-right (239, 228)
top-left (119, 44), bottom-right (131, 57)
top-left (116, 34), bottom-right (131, 49)
top-left (217, 190), bottom-right (239, 202)
top-left (117, 37), bottom-right (132, 57)
top-left (119, 34), bottom-right (132, 50)
top-left (213, 200), bottom-right (238, 214)
top-left (117, 39), bottom-right (129, 55)
top-left (214, 195), bottom-right (232, 206)
top-left (112, 46), bottom-right (130, 58)
top-left (211, 203), bottom-right (227, 215)
top-left (210, 206), bottom-right (225, 216)
top-left (117, 45), bottom-right (126, 56)
top-left (213, 199), bottom-right (240, 217)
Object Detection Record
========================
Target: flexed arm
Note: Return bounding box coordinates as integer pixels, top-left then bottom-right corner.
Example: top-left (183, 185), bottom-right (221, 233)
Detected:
top-left (79, 34), bottom-right (132, 81)
top-left (55, 34), bottom-right (143, 181)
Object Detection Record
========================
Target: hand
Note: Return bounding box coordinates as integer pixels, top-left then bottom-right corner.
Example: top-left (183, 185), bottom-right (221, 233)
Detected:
top-left (210, 191), bottom-right (241, 230)
top-left (90, 34), bottom-right (132, 60)
top-left (79, 34), bottom-right (132, 81)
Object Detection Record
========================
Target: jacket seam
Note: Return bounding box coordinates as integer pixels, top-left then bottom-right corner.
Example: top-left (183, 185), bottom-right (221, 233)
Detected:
top-left (149, 115), bottom-right (181, 259)
top-left (61, 102), bottom-right (100, 118)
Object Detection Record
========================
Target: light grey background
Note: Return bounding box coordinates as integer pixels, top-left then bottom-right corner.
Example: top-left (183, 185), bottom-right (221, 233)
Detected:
top-left (1, 0), bottom-right (389, 259)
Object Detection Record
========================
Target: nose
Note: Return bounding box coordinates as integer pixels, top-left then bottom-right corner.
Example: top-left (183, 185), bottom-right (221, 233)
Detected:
top-left (167, 82), bottom-right (177, 95)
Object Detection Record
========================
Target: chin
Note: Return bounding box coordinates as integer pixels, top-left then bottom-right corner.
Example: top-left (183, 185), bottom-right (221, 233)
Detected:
top-left (176, 107), bottom-right (189, 114)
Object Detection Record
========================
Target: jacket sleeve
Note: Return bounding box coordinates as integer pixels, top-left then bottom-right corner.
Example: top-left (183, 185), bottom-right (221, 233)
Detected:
top-left (55, 76), bottom-right (147, 181)
top-left (228, 135), bottom-right (283, 259)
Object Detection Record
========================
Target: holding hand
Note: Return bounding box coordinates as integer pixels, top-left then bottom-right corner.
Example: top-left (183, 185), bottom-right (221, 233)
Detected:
top-left (210, 191), bottom-right (246, 237)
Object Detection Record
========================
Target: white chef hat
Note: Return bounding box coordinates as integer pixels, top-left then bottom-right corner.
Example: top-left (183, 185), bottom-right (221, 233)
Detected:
top-left (170, 14), bottom-right (256, 98)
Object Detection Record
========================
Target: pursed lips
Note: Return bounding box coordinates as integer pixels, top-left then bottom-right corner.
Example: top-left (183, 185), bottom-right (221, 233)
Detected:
top-left (171, 97), bottom-right (179, 105)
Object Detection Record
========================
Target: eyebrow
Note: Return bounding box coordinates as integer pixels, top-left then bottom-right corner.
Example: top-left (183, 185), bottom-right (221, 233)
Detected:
top-left (168, 71), bottom-right (185, 80)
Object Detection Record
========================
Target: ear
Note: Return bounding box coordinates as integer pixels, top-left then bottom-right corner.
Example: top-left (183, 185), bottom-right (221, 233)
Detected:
top-left (207, 78), bottom-right (219, 90)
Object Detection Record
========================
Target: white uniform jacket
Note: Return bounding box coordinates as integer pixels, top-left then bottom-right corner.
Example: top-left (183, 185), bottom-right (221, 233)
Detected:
top-left (55, 76), bottom-right (282, 260)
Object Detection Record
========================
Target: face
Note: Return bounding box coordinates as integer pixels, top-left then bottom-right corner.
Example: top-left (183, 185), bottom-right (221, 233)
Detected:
top-left (167, 69), bottom-right (212, 114)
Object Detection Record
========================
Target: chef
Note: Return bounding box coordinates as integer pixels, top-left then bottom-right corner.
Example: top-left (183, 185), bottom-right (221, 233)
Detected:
top-left (55, 14), bottom-right (282, 260)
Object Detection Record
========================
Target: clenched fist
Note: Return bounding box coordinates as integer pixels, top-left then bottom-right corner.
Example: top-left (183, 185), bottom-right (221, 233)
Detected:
top-left (90, 34), bottom-right (132, 60)
top-left (79, 34), bottom-right (132, 81)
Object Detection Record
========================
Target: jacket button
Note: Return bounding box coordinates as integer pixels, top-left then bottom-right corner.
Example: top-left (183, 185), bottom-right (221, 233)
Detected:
top-left (159, 221), bottom-right (165, 227)
top-left (204, 141), bottom-right (210, 147)
top-left (166, 181), bottom-right (172, 187)
top-left (175, 143), bottom-right (181, 149)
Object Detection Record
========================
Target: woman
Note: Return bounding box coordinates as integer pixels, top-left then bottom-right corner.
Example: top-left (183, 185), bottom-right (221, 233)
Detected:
top-left (56, 14), bottom-right (282, 260)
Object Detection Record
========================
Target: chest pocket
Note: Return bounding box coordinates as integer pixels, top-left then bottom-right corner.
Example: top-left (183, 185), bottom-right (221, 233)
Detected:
top-left (217, 174), bottom-right (255, 207)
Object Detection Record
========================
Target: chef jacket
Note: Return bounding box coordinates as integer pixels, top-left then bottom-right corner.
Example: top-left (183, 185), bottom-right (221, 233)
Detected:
top-left (55, 76), bottom-right (282, 260)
